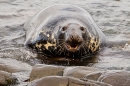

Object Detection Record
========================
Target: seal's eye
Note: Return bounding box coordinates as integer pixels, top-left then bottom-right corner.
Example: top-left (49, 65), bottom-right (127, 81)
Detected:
top-left (80, 27), bottom-right (85, 31)
top-left (62, 26), bottom-right (67, 31)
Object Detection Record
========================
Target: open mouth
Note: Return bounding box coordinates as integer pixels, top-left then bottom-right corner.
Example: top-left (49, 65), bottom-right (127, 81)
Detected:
top-left (65, 44), bottom-right (79, 52)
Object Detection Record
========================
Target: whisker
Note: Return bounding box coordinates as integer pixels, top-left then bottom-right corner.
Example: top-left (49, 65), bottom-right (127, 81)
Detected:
top-left (82, 44), bottom-right (87, 54)
top-left (84, 42), bottom-right (90, 54)
top-left (55, 42), bottom-right (66, 55)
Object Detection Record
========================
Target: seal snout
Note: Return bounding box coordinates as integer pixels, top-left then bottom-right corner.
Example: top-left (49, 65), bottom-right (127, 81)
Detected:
top-left (65, 35), bottom-right (83, 52)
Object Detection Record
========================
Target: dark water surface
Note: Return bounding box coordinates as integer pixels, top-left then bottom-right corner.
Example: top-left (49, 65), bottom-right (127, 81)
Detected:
top-left (1, 0), bottom-right (130, 70)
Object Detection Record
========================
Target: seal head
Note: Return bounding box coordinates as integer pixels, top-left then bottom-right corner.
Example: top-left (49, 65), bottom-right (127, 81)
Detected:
top-left (58, 23), bottom-right (85, 52)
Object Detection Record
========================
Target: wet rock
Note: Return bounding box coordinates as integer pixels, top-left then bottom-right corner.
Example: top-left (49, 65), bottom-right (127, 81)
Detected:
top-left (30, 64), bottom-right (65, 81)
top-left (83, 71), bottom-right (103, 81)
top-left (63, 66), bottom-right (102, 78)
top-left (0, 58), bottom-right (32, 73)
top-left (13, 71), bottom-right (31, 86)
top-left (81, 79), bottom-right (112, 86)
top-left (84, 70), bottom-right (130, 86)
top-left (0, 70), bottom-right (18, 86)
top-left (98, 71), bottom-right (130, 86)
top-left (28, 76), bottom-right (111, 86)
top-left (29, 76), bottom-right (68, 86)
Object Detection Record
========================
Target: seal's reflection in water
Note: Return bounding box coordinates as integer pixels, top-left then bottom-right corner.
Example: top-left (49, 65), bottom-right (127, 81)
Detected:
top-left (37, 53), bottom-right (99, 66)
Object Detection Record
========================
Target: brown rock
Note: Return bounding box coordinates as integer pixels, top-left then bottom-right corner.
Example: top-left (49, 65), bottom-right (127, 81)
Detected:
top-left (84, 71), bottom-right (103, 81)
top-left (0, 58), bottom-right (32, 73)
top-left (84, 70), bottom-right (130, 86)
top-left (28, 76), bottom-right (111, 86)
top-left (98, 71), bottom-right (130, 86)
top-left (30, 64), bottom-right (65, 81)
top-left (0, 70), bottom-right (17, 86)
top-left (63, 66), bottom-right (102, 78)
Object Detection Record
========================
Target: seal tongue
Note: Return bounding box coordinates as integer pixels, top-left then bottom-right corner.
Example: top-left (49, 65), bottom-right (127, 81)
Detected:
top-left (66, 44), bottom-right (78, 52)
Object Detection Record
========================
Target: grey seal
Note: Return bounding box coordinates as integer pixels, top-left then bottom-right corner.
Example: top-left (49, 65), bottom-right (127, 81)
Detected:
top-left (24, 4), bottom-right (106, 58)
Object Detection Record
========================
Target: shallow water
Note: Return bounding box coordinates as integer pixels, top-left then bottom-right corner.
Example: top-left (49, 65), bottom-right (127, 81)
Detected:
top-left (1, 1), bottom-right (130, 85)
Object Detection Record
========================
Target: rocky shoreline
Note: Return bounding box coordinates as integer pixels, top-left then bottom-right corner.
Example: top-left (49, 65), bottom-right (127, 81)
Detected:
top-left (0, 59), bottom-right (130, 86)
